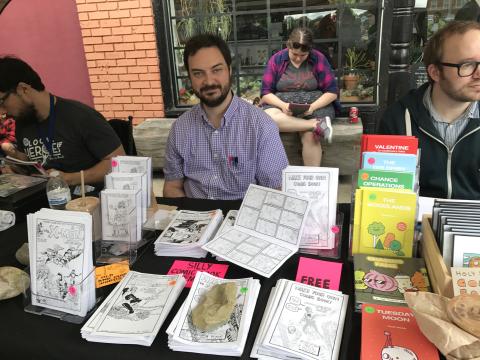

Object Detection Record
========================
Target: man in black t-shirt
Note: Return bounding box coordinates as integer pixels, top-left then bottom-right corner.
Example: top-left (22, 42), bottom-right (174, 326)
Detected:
top-left (0, 56), bottom-right (124, 190)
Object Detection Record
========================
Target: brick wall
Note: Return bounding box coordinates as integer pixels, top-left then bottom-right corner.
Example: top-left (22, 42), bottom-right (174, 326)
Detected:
top-left (75, 0), bottom-right (164, 125)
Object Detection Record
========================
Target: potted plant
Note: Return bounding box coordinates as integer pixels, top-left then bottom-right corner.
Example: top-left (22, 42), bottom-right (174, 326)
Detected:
top-left (343, 47), bottom-right (368, 90)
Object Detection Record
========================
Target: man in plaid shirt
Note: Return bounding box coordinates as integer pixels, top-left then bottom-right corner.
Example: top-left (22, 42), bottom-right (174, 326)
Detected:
top-left (0, 115), bottom-right (15, 156)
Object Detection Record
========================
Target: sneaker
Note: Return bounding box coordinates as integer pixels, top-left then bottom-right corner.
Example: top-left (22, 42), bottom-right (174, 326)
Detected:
top-left (312, 116), bottom-right (333, 143)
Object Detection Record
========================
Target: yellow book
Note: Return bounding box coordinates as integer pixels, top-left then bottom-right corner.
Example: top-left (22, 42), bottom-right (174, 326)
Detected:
top-left (357, 188), bottom-right (417, 257)
top-left (351, 188), bottom-right (363, 254)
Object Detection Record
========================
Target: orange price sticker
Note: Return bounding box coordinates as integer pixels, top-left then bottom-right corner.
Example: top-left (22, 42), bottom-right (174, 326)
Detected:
top-left (95, 261), bottom-right (130, 288)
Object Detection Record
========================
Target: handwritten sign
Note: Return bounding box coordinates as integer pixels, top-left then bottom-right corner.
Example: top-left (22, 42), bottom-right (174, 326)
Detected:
top-left (95, 261), bottom-right (130, 288)
top-left (168, 260), bottom-right (229, 288)
top-left (451, 266), bottom-right (480, 296)
top-left (295, 257), bottom-right (342, 290)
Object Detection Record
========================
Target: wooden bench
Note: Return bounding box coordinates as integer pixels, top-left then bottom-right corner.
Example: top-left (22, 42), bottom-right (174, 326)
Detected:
top-left (133, 117), bottom-right (363, 175)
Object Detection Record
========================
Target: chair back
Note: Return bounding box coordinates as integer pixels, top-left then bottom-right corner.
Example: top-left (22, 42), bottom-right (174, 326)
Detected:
top-left (108, 116), bottom-right (137, 156)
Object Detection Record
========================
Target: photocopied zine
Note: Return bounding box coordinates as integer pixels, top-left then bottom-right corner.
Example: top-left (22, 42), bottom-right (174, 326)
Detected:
top-left (203, 185), bottom-right (311, 278)
top-left (105, 172), bottom-right (148, 224)
top-left (111, 156), bottom-right (152, 206)
top-left (167, 272), bottom-right (260, 356)
top-left (251, 279), bottom-right (348, 360)
top-left (81, 271), bottom-right (185, 346)
top-left (154, 209), bottom-right (223, 258)
top-left (27, 209), bottom-right (95, 317)
top-left (282, 166), bottom-right (338, 250)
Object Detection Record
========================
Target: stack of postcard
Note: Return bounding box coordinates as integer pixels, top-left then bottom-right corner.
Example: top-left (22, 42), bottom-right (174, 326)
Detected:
top-left (27, 209), bottom-right (96, 317)
top-left (154, 209), bottom-right (223, 258)
top-left (431, 198), bottom-right (480, 267)
top-left (251, 279), bottom-right (348, 360)
top-left (282, 166), bottom-right (338, 252)
top-left (81, 271), bottom-right (185, 346)
top-left (167, 272), bottom-right (260, 356)
top-left (203, 185), bottom-right (311, 278)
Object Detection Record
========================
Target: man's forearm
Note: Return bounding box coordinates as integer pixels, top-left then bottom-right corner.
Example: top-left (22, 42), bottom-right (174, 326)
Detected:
top-left (163, 180), bottom-right (186, 198)
top-left (60, 159), bottom-right (112, 186)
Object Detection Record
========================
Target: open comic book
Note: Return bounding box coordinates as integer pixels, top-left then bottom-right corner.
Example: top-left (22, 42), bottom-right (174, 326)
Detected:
top-left (0, 173), bottom-right (46, 198)
top-left (167, 272), bottom-right (260, 356)
top-left (0, 156), bottom-right (48, 176)
top-left (81, 271), bottom-right (185, 346)
top-left (154, 209), bottom-right (223, 258)
top-left (282, 166), bottom-right (338, 250)
top-left (27, 209), bottom-right (95, 317)
top-left (251, 279), bottom-right (348, 360)
top-left (203, 185), bottom-right (311, 277)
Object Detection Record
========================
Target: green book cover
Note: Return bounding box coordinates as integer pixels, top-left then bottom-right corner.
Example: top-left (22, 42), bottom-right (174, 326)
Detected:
top-left (358, 169), bottom-right (414, 191)
top-left (353, 254), bottom-right (431, 309)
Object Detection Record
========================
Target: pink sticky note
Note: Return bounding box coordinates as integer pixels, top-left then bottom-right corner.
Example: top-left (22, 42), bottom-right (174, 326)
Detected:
top-left (295, 257), bottom-right (342, 291)
top-left (167, 260), bottom-right (229, 288)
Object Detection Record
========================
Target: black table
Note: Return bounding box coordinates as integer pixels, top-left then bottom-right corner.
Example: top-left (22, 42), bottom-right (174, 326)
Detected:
top-left (0, 198), bottom-right (359, 360)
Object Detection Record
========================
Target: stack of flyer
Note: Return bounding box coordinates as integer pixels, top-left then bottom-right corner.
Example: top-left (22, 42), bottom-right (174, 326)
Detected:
top-left (27, 209), bottom-right (96, 317)
top-left (81, 271), bottom-right (185, 346)
top-left (203, 185), bottom-right (311, 278)
top-left (352, 134), bottom-right (419, 258)
top-left (282, 166), bottom-right (339, 254)
top-left (251, 279), bottom-right (348, 360)
top-left (431, 198), bottom-right (480, 267)
top-left (154, 209), bottom-right (223, 258)
top-left (166, 272), bottom-right (260, 356)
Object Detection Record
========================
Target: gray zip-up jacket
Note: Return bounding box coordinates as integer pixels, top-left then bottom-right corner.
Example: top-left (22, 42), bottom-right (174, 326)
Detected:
top-left (378, 83), bottom-right (480, 199)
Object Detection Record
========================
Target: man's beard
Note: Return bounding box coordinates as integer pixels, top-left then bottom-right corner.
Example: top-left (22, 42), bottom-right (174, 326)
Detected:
top-left (439, 71), bottom-right (480, 103)
top-left (193, 81), bottom-right (231, 108)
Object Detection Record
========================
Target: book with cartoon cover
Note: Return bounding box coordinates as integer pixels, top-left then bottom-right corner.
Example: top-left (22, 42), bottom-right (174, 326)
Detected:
top-left (352, 188), bottom-right (417, 258)
top-left (361, 303), bottom-right (439, 360)
top-left (354, 254), bottom-right (431, 309)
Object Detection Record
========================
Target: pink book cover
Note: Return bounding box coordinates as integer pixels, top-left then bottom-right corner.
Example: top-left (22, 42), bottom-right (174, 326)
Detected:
top-left (295, 257), bottom-right (342, 290)
top-left (361, 303), bottom-right (439, 360)
top-left (167, 260), bottom-right (229, 288)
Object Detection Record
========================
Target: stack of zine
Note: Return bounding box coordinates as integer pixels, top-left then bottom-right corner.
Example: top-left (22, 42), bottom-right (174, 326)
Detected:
top-left (154, 209), bottom-right (223, 258)
top-left (81, 271), bottom-right (185, 346)
top-left (27, 209), bottom-right (96, 317)
top-left (167, 272), bottom-right (260, 356)
top-left (251, 279), bottom-right (348, 360)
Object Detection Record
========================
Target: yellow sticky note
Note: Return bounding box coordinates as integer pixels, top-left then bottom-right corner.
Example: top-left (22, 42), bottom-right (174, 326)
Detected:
top-left (95, 261), bottom-right (130, 288)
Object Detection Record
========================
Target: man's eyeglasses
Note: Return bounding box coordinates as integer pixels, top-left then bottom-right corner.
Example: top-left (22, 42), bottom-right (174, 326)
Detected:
top-left (290, 42), bottom-right (311, 53)
top-left (438, 61), bottom-right (480, 77)
top-left (0, 91), bottom-right (13, 106)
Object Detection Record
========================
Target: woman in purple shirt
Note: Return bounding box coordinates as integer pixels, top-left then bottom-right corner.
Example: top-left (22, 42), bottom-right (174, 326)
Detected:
top-left (261, 27), bottom-right (338, 166)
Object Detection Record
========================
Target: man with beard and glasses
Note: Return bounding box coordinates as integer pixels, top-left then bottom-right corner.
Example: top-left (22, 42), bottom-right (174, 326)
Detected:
top-left (378, 21), bottom-right (480, 199)
top-left (0, 57), bottom-right (124, 193)
top-left (163, 34), bottom-right (288, 199)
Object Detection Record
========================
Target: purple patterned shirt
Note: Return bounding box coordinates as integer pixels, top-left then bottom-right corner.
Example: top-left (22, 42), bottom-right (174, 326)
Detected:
top-left (261, 48), bottom-right (338, 97)
top-left (164, 95), bottom-right (289, 200)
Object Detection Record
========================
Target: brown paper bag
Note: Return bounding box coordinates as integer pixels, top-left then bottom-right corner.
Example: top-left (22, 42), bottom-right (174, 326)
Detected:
top-left (405, 292), bottom-right (480, 360)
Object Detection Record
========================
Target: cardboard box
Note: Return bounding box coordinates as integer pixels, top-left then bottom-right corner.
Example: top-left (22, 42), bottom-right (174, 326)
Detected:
top-left (421, 214), bottom-right (453, 298)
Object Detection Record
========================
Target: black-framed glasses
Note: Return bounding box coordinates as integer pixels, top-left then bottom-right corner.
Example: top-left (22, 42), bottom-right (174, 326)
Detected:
top-left (0, 90), bottom-right (13, 106)
top-left (438, 61), bottom-right (480, 77)
top-left (289, 42), bottom-right (311, 53)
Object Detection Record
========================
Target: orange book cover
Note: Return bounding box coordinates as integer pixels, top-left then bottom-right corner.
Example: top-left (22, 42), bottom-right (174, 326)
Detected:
top-left (360, 303), bottom-right (439, 360)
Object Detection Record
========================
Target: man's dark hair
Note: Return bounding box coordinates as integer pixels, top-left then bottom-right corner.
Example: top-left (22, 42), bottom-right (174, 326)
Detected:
top-left (0, 56), bottom-right (45, 92)
top-left (183, 34), bottom-right (232, 73)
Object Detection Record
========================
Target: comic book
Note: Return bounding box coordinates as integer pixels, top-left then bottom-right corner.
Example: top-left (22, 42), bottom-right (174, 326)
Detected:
top-left (352, 188), bottom-right (417, 258)
top-left (353, 254), bottom-right (431, 310)
top-left (360, 303), bottom-right (439, 360)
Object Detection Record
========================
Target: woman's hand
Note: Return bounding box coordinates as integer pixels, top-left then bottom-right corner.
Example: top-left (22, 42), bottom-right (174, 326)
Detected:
top-left (281, 102), bottom-right (292, 115)
top-left (304, 104), bottom-right (316, 116)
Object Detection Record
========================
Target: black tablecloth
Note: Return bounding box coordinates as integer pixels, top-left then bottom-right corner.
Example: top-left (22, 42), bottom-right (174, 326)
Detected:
top-left (0, 198), bottom-right (359, 360)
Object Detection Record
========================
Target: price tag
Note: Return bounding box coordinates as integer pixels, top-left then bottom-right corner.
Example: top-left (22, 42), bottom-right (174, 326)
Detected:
top-left (95, 261), bottom-right (130, 288)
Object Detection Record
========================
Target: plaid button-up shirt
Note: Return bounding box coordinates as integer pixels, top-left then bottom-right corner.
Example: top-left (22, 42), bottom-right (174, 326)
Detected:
top-left (164, 95), bottom-right (289, 200)
top-left (0, 117), bottom-right (15, 145)
top-left (261, 48), bottom-right (338, 97)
